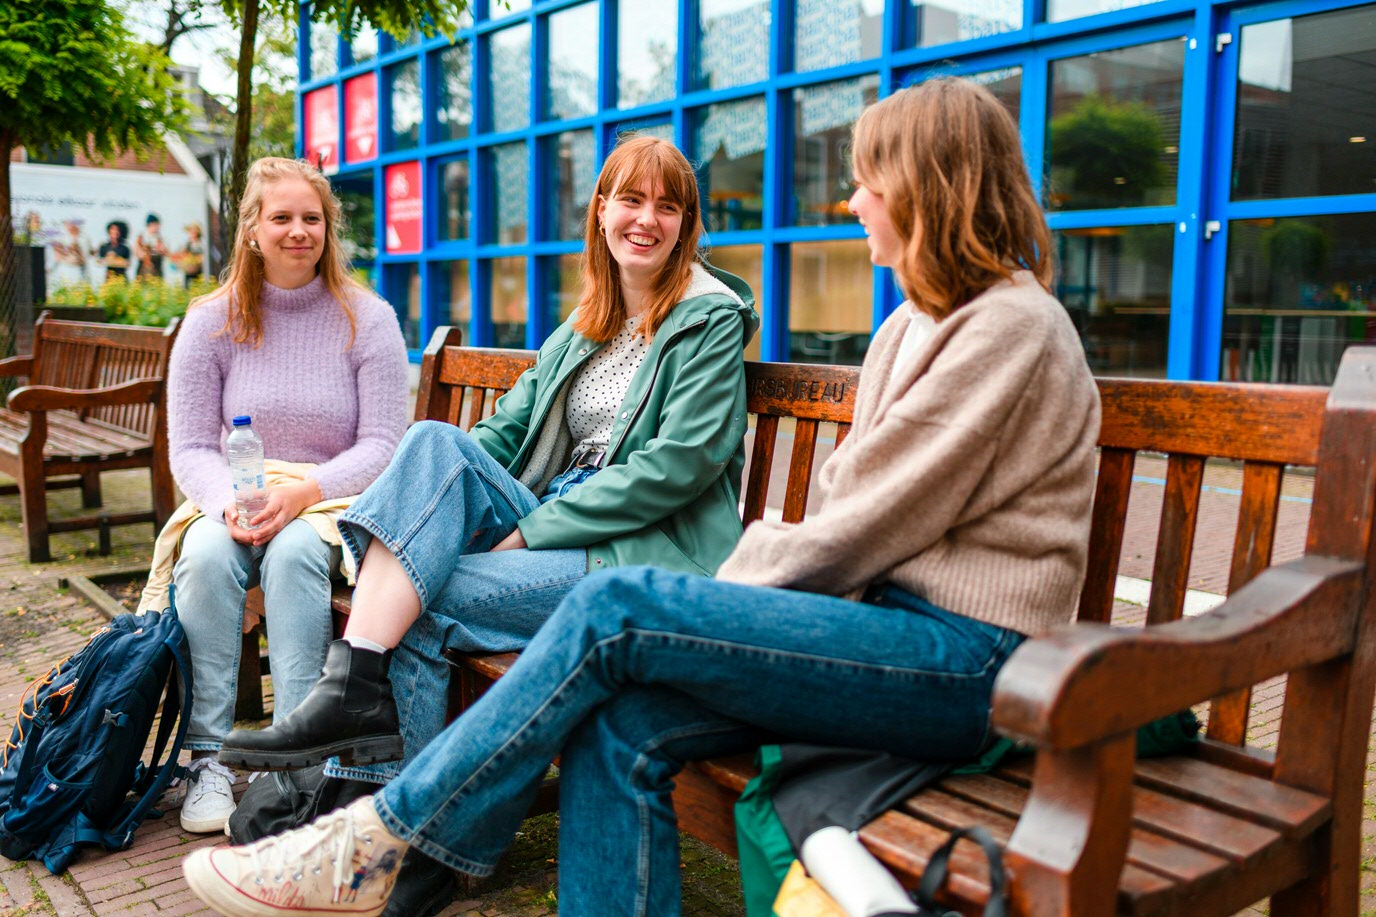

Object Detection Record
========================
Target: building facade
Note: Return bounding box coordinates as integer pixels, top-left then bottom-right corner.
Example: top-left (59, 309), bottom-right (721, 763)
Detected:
top-left (296, 0), bottom-right (1375, 383)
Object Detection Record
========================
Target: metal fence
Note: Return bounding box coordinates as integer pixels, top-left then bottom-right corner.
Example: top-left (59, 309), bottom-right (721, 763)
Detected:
top-left (0, 213), bottom-right (38, 398)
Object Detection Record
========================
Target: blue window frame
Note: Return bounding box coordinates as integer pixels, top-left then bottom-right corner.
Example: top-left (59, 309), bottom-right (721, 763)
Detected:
top-left (296, 0), bottom-right (1376, 377)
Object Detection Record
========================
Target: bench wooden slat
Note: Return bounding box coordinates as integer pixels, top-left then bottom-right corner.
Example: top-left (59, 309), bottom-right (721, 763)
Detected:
top-left (1208, 460), bottom-right (1286, 744)
top-left (1133, 756), bottom-right (1329, 837)
top-left (1146, 453), bottom-right (1205, 625)
top-left (781, 419), bottom-right (818, 523)
top-left (1079, 447), bottom-right (1135, 624)
top-left (743, 415), bottom-right (778, 525)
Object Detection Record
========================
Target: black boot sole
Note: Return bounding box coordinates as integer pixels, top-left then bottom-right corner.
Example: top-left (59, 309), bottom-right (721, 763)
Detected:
top-left (216, 733), bottom-right (405, 771)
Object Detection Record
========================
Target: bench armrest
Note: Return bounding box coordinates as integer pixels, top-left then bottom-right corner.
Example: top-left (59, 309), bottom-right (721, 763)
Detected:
top-left (992, 555), bottom-right (1365, 751)
top-left (0, 355), bottom-right (33, 379)
top-left (6, 377), bottom-right (164, 413)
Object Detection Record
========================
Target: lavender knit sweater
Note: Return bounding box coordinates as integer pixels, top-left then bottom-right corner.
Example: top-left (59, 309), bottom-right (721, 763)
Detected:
top-left (167, 277), bottom-right (409, 522)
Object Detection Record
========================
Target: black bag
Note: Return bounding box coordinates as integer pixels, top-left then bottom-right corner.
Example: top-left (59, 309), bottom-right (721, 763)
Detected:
top-left (909, 825), bottom-right (1008, 917)
top-left (228, 763), bottom-right (373, 844)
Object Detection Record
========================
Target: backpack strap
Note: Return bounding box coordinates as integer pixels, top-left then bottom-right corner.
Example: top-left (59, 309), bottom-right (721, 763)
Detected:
top-left (913, 826), bottom-right (1007, 917)
top-left (99, 623), bottom-right (194, 851)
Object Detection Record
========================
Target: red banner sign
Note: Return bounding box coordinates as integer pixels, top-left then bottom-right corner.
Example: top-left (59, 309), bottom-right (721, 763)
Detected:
top-left (344, 74), bottom-right (378, 163)
top-left (303, 87), bottom-right (339, 174)
top-left (385, 161), bottom-right (423, 254)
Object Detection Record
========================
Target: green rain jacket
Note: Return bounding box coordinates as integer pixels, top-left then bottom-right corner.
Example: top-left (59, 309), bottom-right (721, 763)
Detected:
top-left (469, 264), bottom-right (759, 576)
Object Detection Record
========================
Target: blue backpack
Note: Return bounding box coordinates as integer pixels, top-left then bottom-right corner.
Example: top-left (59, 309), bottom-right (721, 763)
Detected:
top-left (0, 605), bottom-right (193, 873)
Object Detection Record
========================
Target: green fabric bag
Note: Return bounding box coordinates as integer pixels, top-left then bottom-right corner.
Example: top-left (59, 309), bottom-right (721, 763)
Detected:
top-left (733, 711), bottom-right (1200, 915)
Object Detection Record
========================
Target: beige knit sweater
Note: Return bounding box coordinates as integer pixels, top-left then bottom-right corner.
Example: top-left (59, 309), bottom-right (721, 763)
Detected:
top-left (716, 271), bottom-right (1101, 636)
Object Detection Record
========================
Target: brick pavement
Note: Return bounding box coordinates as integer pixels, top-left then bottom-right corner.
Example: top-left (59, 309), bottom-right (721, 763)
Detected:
top-left (0, 460), bottom-right (1371, 915)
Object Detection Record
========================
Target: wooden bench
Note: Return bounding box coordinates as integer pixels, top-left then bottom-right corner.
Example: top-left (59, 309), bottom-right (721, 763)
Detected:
top-left (0, 312), bottom-right (180, 562)
top-left (336, 326), bottom-right (1376, 916)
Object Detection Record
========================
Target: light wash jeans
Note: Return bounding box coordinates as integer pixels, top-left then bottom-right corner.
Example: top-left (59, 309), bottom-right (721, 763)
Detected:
top-left (175, 516), bottom-right (341, 751)
top-left (325, 421), bottom-right (587, 783)
top-left (372, 566), bottom-right (1024, 917)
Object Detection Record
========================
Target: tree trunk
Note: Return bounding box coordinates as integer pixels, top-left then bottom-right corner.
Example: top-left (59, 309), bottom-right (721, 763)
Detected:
top-left (226, 0), bottom-right (261, 251)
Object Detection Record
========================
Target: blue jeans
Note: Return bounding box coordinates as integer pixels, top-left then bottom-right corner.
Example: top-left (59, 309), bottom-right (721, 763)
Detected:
top-left (372, 566), bottom-right (1025, 916)
top-left (175, 517), bottom-right (341, 751)
top-left (326, 421), bottom-right (586, 782)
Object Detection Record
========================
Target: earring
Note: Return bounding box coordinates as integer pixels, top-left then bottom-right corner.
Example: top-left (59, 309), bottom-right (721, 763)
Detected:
top-left (249, 239), bottom-right (259, 250)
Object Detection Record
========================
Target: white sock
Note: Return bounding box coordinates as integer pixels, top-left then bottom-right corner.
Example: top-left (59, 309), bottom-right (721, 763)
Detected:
top-left (343, 635), bottom-right (388, 654)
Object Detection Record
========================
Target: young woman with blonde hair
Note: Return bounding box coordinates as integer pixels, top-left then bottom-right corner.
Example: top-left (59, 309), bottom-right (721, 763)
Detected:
top-left (187, 78), bottom-right (1099, 917)
top-left (165, 157), bottom-right (409, 834)
top-left (216, 136), bottom-right (759, 790)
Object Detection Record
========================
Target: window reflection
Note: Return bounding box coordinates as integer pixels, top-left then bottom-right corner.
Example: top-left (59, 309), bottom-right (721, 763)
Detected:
top-left (1222, 213), bottom-right (1376, 386)
top-left (907, 0), bottom-right (1020, 48)
top-left (901, 66), bottom-right (1021, 120)
top-left (389, 61), bottom-right (421, 152)
top-left (706, 245), bottom-right (763, 361)
top-left (549, 130), bottom-right (596, 241)
top-left (1047, 39), bottom-right (1184, 210)
top-left (1054, 225), bottom-right (1172, 378)
top-left (440, 158), bottom-right (470, 242)
top-left (789, 240), bottom-right (873, 364)
top-left (492, 142), bottom-right (529, 245)
top-left (695, 0), bottom-right (770, 90)
top-left (350, 23), bottom-right (378, 65)
top-left (1232, 6), bottom-right (1376, 201)
top-left (545, 254), bottom-right (583, 327)
top-left (792, 76), bottom-right (879, 226)
top-left (1046, 0), bottom-right (1161, 23)
top-left (310, 22), bottom-right (338, 79)
top-left (618, 0), bottom-right (678, 107)
top-left (490, 256), bottom-right (528, 348)
top-left (547, 3), bottom-right (600, 121)
top-left (436, 43), bottom-right (473, 142)
top-left (794, 0), bottom-right (883, 72)
top-left (695, 97), bottom-right (766, 232)
top-left (441, 260), bottom-right (472, 329)
top-left (387, 263), bottom-right (421, 349)
top-left (615, 122), bottom-right (675, 145)
top-left (491, 24), bottom-right (532, 133)
top-left (335, 179), bottom-right (376, 263)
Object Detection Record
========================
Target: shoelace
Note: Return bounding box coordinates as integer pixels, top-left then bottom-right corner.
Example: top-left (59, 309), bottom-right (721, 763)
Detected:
top-left (247, 805), bottom-right (375, 904)
top-left (186, 760), bottom-right (233, 804)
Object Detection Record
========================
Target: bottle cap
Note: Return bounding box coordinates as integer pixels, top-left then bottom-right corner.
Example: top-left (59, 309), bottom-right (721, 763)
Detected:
top-left (232, 415), bottom-right (252, 426)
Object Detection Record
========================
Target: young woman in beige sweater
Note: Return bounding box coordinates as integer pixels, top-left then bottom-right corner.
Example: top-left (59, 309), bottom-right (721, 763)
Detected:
top-left (184, 77), bottom-right (1102, 917)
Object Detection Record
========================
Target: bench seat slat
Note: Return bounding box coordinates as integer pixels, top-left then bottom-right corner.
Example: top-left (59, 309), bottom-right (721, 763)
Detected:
top-left (1133, 755), bottom-right (1329, 837)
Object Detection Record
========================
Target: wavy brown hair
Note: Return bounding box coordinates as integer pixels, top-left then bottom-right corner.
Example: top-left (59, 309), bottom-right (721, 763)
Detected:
top-left (194, 157), bottom-right (363, 347)
top-left (851, 78), bottom-right (1052, 319)
top-left (575, 137), bottom-right (704, 342)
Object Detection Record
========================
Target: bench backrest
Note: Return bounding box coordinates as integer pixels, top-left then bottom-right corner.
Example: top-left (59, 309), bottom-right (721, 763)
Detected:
top-left (29, 313), bottom-right (180, 439)
top-left (415, 327), bottom-right (1376, 780)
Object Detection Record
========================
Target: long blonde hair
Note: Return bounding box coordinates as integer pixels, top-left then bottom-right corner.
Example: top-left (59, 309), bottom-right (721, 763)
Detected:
top-left (574, 137), bottom-right (704, 342)
top-left (851, 78), bottom-right (1052, 319)
top-left (196, 157), bottom-right (363, 347)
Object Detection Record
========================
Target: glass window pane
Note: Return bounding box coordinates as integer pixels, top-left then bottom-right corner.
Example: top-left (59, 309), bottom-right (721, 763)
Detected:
top-left (615, 122), bottom-right (675, 144)
top-left (350, 23), bottom-right (378, 65)
top-left (1047, 39), bottom-right (1185, 211)
top-left (436, 43), bottom-right (473, 141)
top-left (490, 256), bottom-right (528, 348)
top-left (695, 0), bottom-right (770, 91)
top-left (490, 23), bottom-right (532, 133)
top-left (695, 96), bottom-right (766, 233)
top-left (388, 61), bottom-right (421, 152)
top-left (1046, 0), bottom-right (1161, 23)
top-left (335, 178), bottom-right (376, 262)
top-left (492, 0), bottom-right (531, 19)
top-left (618, 0), bottom-right (678, 108)
top-left (548, 130), bottom-right (597, 240)
top-left (794, 0), bottom-right (883, 73)
top-left (792, 76), bottom-right (879, 226)
top-left (707, 245), bottom-right (763, 360)
top-left (902, 66), bottom-right (1022, 120)
top-left (310, 22), bottom-right (338, 79)
top-left (387, 263), bottom-right (420, 348)
top-left (545, 254), bottom-right (583, 327)
top-left (492, 142), bottom-right (529, 244)
top-left (547, 2), bottom-right (600, 121)
top-left (440, 260), bottom-right (472, 328)
top-left (788, 240), bottom-right (873, 364)
top-left (1221, 213), bottom-right (1376, 385)
top-left (440, 157), bottom-right (471, 241)
top-left (908, 0), bottom-right (1020, 48)
top-left (1232, 7), bottom-right (1376, 201)
top-left (1053, 225), bottom-right (1172, 378)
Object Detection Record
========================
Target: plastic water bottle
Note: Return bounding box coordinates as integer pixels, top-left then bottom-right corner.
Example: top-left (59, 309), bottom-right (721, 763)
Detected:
top-left (226, 415), bottom-right (267, 530)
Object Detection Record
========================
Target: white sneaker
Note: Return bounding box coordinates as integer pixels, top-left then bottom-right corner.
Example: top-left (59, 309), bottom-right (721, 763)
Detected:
top-left (180, 757), bottom-right (236, 834)
top-left (182, 796), bottom-right (406, 917)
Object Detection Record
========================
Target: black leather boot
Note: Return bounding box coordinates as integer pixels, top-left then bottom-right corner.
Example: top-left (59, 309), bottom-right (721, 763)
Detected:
top-left (380, 848), bottom-right (459, 917)
top-left (217, 639), bottom-right (404, 772)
